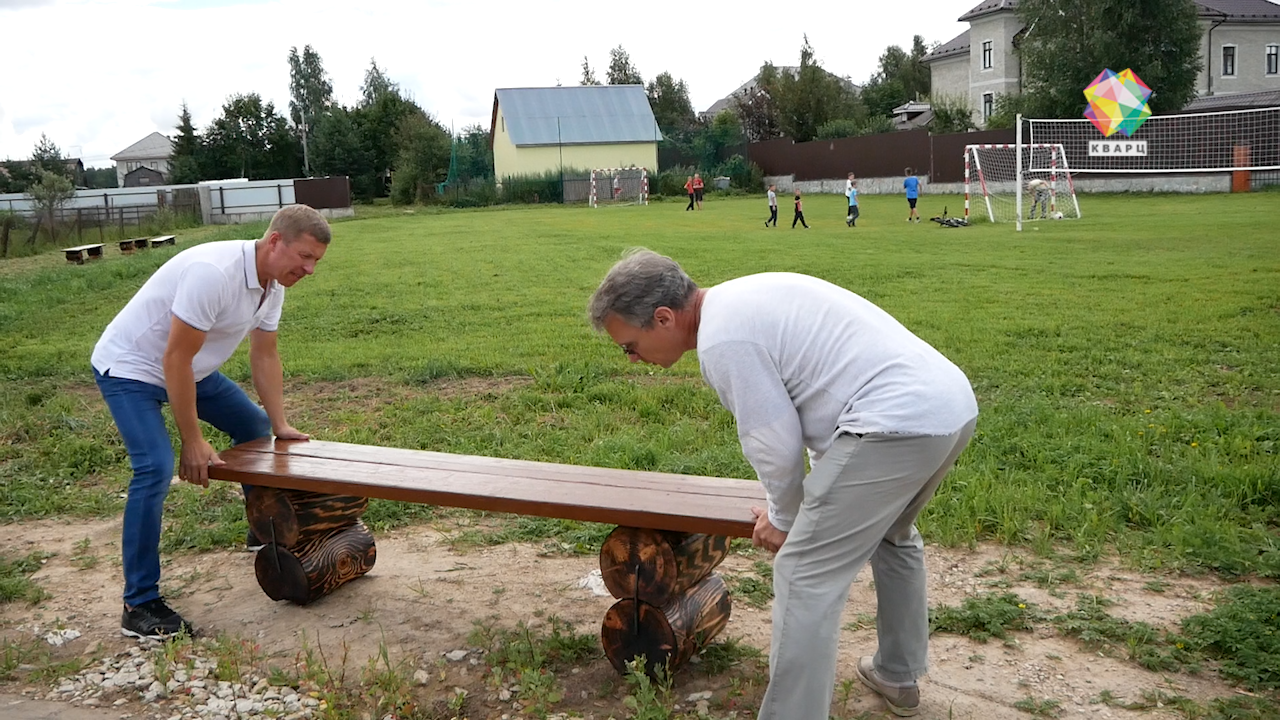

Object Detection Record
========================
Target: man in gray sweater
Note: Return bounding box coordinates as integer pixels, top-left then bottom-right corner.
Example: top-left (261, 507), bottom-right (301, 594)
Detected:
top-left (588, 249), bottom-right (977, 719)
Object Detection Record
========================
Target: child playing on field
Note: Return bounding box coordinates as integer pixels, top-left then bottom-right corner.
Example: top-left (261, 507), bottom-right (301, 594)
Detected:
top-left (765, 185), bottom-right (778, 227)
top-left (845, 175), bottom-right (860, 227)
top-left (792, 190), bottom-right (809, 229)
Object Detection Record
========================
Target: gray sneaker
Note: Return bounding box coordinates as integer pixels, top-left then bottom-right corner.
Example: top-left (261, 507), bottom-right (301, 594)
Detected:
top-left (856, 656), bottom-right (920, 717)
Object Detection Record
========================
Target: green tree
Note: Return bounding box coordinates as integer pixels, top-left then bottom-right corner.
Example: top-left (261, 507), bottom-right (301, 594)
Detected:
top-left (202, 93), bottom-right (300, 180)
top-left (861, 36), bottom-right (933, 120)
top-left (770, 36), bottom-right (860, 142)
top-left (1, 161), bottom-right (38, 194)
top-left (1016, 0), bottom-right (1202, 117)
top-left (692, 111), bottom-right (744, 170)
top-left (82, 166), bottom-right (118, 188)
top-left (288, 45), bottom-right (333, 176)
top-left (646, 72), bottom-right (696, 135)
top-left (309, 105), bottom-right (376, 198)
top-left (580, 56), bottom-right (601, 85)
top-left (354, 84), bottom-right (420, 197)
top-left (390, 110), bottom-right (450, 204)
top-left (287, 45), bottom-right (333, 129)
top-left (31, 134), bottom-right (70, 179)
top-left (170, 102), bottom-right (202, 184)
top-left (734, 64), bottom-right (783, 142)
top-left (984, 93), bottom-right (1034, 130)
top-left (606, 45), bottom-right (643, 85)
top-left (25, 170), bottom-right (74, 245)
top-left (360, 59), bottom-right (399, 107)
top-left (815, 115), bottom-right (893, 139)
top-left (929, 93), bottom-right (978, 134)
top-left (453, 124), bottom-right (494, 182)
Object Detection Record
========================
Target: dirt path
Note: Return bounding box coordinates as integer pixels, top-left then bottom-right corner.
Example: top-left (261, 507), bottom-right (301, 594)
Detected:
top-left (0, 517), bottom-right (1249, 719)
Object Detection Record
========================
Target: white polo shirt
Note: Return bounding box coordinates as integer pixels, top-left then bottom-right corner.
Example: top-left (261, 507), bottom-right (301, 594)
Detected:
top-left (91, 240), bottom-right (285, 388)
top-left (697, 272), bottom-right (978, 531)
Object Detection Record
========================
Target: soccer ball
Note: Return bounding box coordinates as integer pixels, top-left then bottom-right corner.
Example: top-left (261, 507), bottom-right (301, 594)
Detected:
top-left (1051, 211), bottom-right (1064, 220)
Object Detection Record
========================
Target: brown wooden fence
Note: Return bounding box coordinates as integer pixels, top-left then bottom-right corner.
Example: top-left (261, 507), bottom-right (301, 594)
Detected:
top-left (748, 129), bottom-right (1017, 183)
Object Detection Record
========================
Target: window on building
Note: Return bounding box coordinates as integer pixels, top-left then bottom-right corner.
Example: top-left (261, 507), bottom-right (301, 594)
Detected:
top-left (1267, 44), bottom-right (1279, 75)
top-left (982, 93), bottom-right (994, 121)
top-left (982, 40), bottom-right (993, 69)
top-left (1222, 45), bottom-right (1236, 77)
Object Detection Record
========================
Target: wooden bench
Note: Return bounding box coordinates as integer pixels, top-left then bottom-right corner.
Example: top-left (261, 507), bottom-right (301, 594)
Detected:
top-left (62, 244), bottom-right (105, 264)
top-left (149, 234), bottom-right (176, 248)
top-left (118, 238), bottom-right (150, 255)
top-left (211, 438), bottom-right (766, 675)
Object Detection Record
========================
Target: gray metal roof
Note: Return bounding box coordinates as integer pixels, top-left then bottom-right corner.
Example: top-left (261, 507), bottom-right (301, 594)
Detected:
top-left (1195, 0), bottom-right (1280, 20)
top-left (111, 131), bottom-right (173, 161)
top-left (1182, 89), bottom-right (1280, 111)
top-left (957, 0), bottom-right (1280, 22)
top-left (958, 0), bottom-right (1017, 21)
top-left (493, 86), bottom-right (661, 147)
top-left (924, 30), bottom-right (971, 63)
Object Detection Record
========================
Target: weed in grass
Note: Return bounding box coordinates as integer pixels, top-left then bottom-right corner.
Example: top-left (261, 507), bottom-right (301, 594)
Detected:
top-left (0, 551), bottom-right (52, 604)
top-left (696, 636), bottom-right (764, 675)
top-left (727, 560), bottom-right (774, 609)
top-left (1012, 696), bottom-right (1061, 716)
top-left (0, 636), bottom-right (47, 680)
top-left (622, 656), bottom-right (674, 720)
top-left (70, 537), bottom-right (98, 569)
top-left (469, 615), bottom-right (599, 674)
top-left (1017, 563), bottom-right (1081, 591)
top-left (1144, 579), bottom-right (1171, 593)
top-left (1051, 593), bottom-right (1196, 673)
top-left (517, 666), bottom-right (565, 717)
top-left (843, 612), bottom-right (876, 632)
top-left (929, 592), bottom-right (1038, 642)
top-left (1180, 584), bottom-right (1280, 692)
top-left (361, 638), bottom-right (418, 720)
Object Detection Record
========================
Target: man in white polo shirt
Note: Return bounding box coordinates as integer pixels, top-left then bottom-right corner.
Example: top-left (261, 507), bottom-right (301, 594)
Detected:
top-left (92, 204), bottom-right (330, 640)
top-left (588, 249), bottom-right (977, 719)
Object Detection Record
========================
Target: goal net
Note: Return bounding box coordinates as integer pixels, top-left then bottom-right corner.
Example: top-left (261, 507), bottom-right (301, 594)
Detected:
top-left (1025, 107), bottom-right (1280, 178)
top-left (964, 143), bottom-right (1081, 224)
top-left (589, 168), bottom-right (649, 207)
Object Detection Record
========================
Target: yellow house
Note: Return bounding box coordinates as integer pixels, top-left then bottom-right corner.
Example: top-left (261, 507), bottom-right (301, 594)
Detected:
top-left (490, 86), bottom-right (661, 180)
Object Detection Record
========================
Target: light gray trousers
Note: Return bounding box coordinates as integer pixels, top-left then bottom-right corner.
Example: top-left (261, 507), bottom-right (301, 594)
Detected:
top-left (757, 419), bottom-right (976, 720)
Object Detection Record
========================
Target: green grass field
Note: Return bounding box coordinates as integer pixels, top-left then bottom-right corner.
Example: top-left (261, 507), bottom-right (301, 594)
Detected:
top-left (1, 192), bottom-right (1277, 575)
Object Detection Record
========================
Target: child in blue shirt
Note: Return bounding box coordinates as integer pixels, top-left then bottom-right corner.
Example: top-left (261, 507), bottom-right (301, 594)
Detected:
top-left (845, 173), bottom-right (859, 227)
top-left (903, 168), bottom-right (920, 223)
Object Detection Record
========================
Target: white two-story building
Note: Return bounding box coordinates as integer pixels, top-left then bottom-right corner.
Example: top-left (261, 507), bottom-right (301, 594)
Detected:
top-left (924, 0), bottom-right (1280, 127)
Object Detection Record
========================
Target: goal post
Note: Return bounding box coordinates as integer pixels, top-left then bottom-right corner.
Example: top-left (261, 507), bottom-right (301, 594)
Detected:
top-left (589, 168), bottom-right (649, 208)
top-left (964, 142), bottom-right (1080, 224)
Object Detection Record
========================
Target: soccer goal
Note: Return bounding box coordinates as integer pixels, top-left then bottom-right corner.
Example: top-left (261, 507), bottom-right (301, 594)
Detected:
top-left (589, 168), bottom-right (649, 208)
top-left (964, 143), bottom-right (1081, 225)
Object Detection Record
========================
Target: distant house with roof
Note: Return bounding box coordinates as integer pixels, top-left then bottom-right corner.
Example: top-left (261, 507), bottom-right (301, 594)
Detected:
top-left (111, 132), bottom-right (174, 187)
top-left (924, 0), bottom-right (1280, 127)
top-left (489, 86), bottom-right (661, 180)
top-left (701, 67), bottom-right (862, 119)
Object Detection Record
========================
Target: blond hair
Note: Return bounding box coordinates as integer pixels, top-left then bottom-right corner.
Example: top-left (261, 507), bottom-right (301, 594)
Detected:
top-left (265, 204), bottom-right (331, 245)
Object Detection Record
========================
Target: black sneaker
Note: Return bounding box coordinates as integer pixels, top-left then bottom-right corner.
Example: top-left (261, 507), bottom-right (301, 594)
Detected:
top-left (121, 598), bottom-right (195, 640)
top-left (246, 528), bottom-right (266, 551)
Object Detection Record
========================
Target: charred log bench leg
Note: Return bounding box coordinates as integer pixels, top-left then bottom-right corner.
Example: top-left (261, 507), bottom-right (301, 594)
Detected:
top-left (245, 487), bottom-right (376, 605)
top-left (599, 527), bottom-right (733, 676)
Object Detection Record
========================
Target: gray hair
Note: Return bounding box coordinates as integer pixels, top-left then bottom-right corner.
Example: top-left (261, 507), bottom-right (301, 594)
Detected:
top-left (587, 248), bottom-right (698, 331)
top-left (266, 204), bottom-right (332, 245)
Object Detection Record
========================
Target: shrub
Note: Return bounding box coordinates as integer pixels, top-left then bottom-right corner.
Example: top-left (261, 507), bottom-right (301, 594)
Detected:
top-left (713, 155), bottom-right (764, 191)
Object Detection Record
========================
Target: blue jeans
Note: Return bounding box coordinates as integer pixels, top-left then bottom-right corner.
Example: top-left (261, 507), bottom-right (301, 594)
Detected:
top-left (93, 368), bottom-right (269, 607)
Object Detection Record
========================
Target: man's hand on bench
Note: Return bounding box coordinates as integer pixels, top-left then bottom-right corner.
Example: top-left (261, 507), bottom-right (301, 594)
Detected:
top-left (751, 506), bottom-right (787, 553)
top-left (180, 439), bottom-right (225, 488)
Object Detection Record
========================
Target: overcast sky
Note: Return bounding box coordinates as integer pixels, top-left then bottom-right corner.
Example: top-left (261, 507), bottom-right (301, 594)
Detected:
top-left (0, 0), bottom-right (971, 168)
